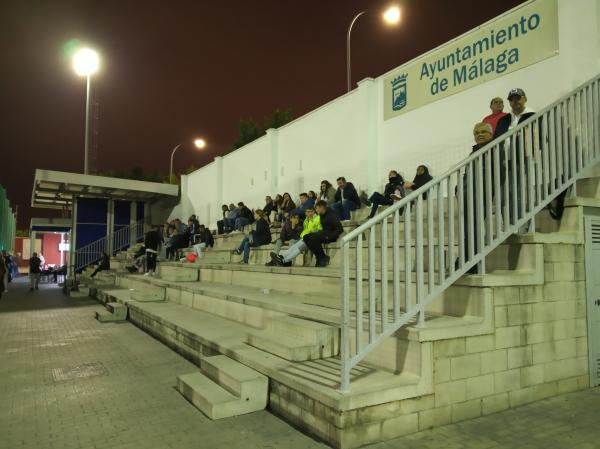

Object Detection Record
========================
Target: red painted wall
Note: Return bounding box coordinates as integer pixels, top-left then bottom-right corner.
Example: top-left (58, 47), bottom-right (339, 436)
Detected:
top-left (42, 233), bottom-right (61, 266)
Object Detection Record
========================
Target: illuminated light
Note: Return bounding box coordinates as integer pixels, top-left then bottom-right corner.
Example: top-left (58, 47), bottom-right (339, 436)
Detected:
top-left (73, 48), bottom-right (100, 76)
top-left (193, 138), bottom-right (206, 149)
top-left (383, 6), bottom-right (401, 25)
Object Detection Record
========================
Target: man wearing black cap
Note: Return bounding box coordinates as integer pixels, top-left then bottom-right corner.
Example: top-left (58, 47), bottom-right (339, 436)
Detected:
top-left (493, 88), bottom-right (537, 226)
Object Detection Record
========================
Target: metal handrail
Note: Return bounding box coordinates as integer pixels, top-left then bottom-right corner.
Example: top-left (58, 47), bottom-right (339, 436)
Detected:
top-left (75, 221), bottom-right (144, 272)
top-left (339, 73), bottom-right (600, 391)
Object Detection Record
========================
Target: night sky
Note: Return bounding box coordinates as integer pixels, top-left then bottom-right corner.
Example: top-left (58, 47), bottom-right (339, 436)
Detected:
top-left (1, 0), bottom-right (526, 229)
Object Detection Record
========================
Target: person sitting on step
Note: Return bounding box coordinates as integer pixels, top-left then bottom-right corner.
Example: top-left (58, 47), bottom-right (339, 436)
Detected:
top-left (318, 180), bottom-right (336, 205)
top-left (332, 176), bottom-right (361, 221)
top-left (263, 196), bottom-right (278, 223)
top-left (304, 200), bottom-right (343, 267)
top-left (362, 170), bottom-right (406, 218)
top-left (217, 204), bottom-right (230, 235)
top-left (192, 224), bottom-right (215, 257)
top-left (269, 206), bottom-right (322, 267)
top-left (234, 202), bottom-right (255, 231)
top-left (276, 192), bottom-right (296, 223)
top-left (272, 213), bottom-right (303, 256)
top-left (404, 165), bottom-right (433, 198)
top-left (90, 252), bottom-right (110, 278)
top-left (232, 210), bottom-right (271, 264)
top-left (290, 192), bottom-right (315, 219)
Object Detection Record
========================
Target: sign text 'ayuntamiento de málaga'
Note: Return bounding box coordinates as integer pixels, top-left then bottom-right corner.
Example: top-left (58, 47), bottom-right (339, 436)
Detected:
top-left (383, 0), bottom-right (559, 120)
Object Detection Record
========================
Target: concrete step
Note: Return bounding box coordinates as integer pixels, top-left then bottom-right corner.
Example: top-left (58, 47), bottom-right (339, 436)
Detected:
top-left (177, 372), bottom-right (252, 420)
top-left (199, 355), bottom-right (268, 401)
top-left (159, 264), bottom-right (199, 282)
top-left (96, 302), bottom-right (127, 322)
top-left (267, 315), bottom-right (339, 347)
top-left (130, 287), bottom-right (165, 302)
top-left (247, 331), bottom-right (334, 361)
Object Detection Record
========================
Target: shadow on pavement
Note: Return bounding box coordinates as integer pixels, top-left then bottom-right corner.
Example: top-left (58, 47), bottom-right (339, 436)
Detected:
top-left (0, 276), bottom-right (97, 313)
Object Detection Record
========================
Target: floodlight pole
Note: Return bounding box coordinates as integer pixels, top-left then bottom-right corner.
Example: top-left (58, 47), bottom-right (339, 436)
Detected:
top-left (169, 143), bottom-right (183, 181)
top-left (84, 75), bottom-right (91, 175)
top-left (347, 11), bottom-right (366, 92)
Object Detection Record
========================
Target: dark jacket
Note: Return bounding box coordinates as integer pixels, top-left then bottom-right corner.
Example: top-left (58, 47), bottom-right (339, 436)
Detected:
top-left (493, 111), bottom-right (536, 139)
top-left (383, 175), bottom-right (405, 199)
top-left (315, 208), bottom-right (344, 241)
top-left (144, 230), bottom-right (163, 251)
top-left (29, 256), bottom-right (41, 274)
top-left (199, 228), bottom-right (214, 248)
top-left (251, 218), bottom-right (271, 246)
top-left (334, 182), bottom-right (360, 206)
top-left (239, 206), bottom-right (255, 224)
top-left (411, 167), bottom-right (433, 191)
top-left (263, 201), bottom-right (277, 218)
top-left (98, 253), bottom-right (110, 270)
top-left (493, 111), bottom-right (539, 170)
top-left (280, 199), bottom-right (296, 213)
top-left (280, 221), bottom-right (303, 242)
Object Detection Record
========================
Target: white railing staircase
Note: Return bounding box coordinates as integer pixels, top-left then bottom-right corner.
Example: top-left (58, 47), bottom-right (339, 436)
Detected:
top-left (75, 221), bottom-right (144, 272)
top-left (339, 74), bottom-right (600, 391)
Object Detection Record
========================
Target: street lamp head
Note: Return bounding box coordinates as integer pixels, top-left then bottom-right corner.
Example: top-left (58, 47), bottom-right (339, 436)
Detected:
top-left (193, 138), bottom-right (206, 149)
top-left (73, 48), bottom-right (100, 76)
top-left (383, 6), bottom-right (401, 25)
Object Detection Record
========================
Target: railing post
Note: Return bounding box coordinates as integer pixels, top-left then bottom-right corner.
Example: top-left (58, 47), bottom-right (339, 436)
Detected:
top-left (415, 196), bottom-right (425, 327)
top-left (340, 241), bottom-right (351, 392)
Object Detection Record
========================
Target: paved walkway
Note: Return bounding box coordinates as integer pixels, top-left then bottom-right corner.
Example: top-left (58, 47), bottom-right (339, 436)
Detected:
top-left (0, 277), bottom-right (599, 449)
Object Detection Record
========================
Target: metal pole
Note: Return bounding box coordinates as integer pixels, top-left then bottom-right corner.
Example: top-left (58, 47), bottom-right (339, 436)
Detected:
top-left (347, 11), bottom-right (366, 92)
top-left (169, 143), bottom-right (183, 181)
top-left (84, 75), bottom-right (91, 174)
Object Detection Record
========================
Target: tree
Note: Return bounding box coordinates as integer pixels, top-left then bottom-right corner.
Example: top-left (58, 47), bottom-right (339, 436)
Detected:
top-left (226, 108), bottom-right (294, 154)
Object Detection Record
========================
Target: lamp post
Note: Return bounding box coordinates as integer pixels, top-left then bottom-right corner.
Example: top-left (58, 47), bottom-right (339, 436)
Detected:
top-left (346, 6), bottom-right (401, 92)
top-left (72, 48), bottom-right (100, 175)
top-left (169, 138), bottom-right (206, 181)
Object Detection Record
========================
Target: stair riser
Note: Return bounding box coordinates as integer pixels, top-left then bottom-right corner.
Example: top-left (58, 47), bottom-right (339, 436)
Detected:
top-left (159, 265), bottom-right (199, 282)
top-left (246, 333), bottom-right (337, 361)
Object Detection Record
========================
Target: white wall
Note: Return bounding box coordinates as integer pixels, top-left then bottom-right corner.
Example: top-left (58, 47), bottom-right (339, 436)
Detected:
top-left (180, 0), bottom-right (600, 228)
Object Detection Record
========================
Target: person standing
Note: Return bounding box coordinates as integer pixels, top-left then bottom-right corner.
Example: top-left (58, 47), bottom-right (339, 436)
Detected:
top-left (0, 254), bottom-right (7, 299)
top-left (29, 252), bottom-right (42, 291)
top-left (303, 200), bottom-right (344, 267)
top-left (482, 97), bottom-right (508, 134)
top-left (144, 226), bottom-right (163, 276)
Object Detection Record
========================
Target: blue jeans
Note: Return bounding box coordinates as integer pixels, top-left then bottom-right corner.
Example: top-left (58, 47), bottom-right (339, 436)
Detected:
top-left (234, 217), bottom-right (249, 231)
top-left (238, 235), bottom-right (251, 263)
top-left (332, 199), bottom-right (359, 220)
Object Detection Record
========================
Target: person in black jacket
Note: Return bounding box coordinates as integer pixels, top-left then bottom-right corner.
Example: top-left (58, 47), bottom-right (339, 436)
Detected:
top-left (273, 213), bottom-right (303, 255)
top-left (363, 170), bottom-right (405, 218)
top-left (232, 210), bottom-right (271, 264)
top-left (404, 165), bottom-right (433, 196)
top-left (235, 202), bottom-right (255, 231)
top-left (29, 253), bottom-right (42, 291)
top-left (144, 226), bottom-right (163, 275)
top-left (263, 196), bottom-right (277, 223)
top-left (303, 200), bottom-right (344, 267)
top-left (90, 252), bottom-right (110, 278)
top-left (332, 177), bottom-right (361, 221)
top-left (217, 204), bottom-right (230, 234)
top-left (493, 87), bottom-right (537, 225)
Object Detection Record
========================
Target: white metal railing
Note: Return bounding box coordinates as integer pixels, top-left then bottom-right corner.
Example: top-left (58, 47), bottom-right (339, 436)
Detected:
top-left (339, 74), bottom-right (600, 391)
top-left (75, 221), bottom-right (144, 272)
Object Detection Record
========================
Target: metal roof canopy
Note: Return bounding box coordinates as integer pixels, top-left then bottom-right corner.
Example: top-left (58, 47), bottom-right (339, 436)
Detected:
top-left (30, 217), bottom-right (72, 233)
top-left (31, 169), bottom-right (179, 209)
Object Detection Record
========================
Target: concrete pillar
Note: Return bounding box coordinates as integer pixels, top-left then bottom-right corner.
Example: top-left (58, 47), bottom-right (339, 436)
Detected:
top-left (130, 201), bottom-right (137, 245)
top-left (68, 197), bottom-right (78, 277)
top-left (107, 199), bottom-right (114, 254)
top-left (357, 77), bottom-right (380, 193)
top-left (266, 128), bottom-right (280, 193)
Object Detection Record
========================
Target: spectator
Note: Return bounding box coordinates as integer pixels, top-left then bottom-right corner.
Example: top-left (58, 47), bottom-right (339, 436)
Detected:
top-left (319, 180), bottom-right (336, 205)
top-left (192, 224), bottom-right (215, 257)
top-left (144, 226), bottom-right (163, 276)
top-left (363, 170), bottom-right (405, 218)
top-left (217, 204), bottom-right (230, 234)
top-left (482, 97), bottom-right (508, 134)
top-left (461, 122), bottom-right (497, 274)
top-left (291, 192), bottom-right (315, 219)
top-left (273, 194), bottom-right (284, 222)
top-left (165, 225), bottom-right (179, 260)
top-left (272, 213), bottom-right (303, 255)
top-left (269, 206), bottom-right (322, 267)
top-left (174, 218), bottom-right (188, 235)
top-left (404, 165), bottom-right (433, 198)
top-left (332, 177), bottom-right (361, 221)
top-left (232, 210), bottom-right (271, 264)
top-left (303, 200), bottom-right (344, 267)
top-left (188, 216), bottom-right (200, 245)
top-left (493, 87), bottom-right (536, 225)
top-left (90, 252), bottom-right (110, 278)
top-left (276, 193), bottom-right (296, 222)
top-left (308, 190), bottom-right (317, 201)
top-left (225, 203), bottom-right (240, 233)
top-left (0, 253), bottom-right (6, 299)
top-left (263, 196), bottom-right (278, 223)
top-left (126, 245), bottom-right (146, 274)
top-left (235, 202), bottom-right (255, 231)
